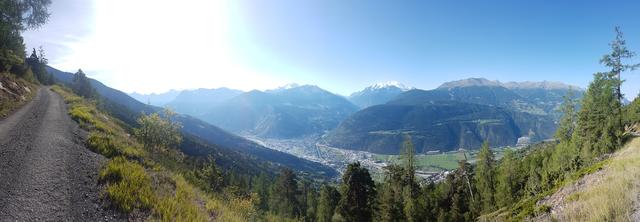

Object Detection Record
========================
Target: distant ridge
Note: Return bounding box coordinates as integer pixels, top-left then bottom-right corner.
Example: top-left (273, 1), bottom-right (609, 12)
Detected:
top-left (348, 81), bottom-right (411, 108)
top-left (438, 77), bottom-right (581, 91)
top-left (46, 66), bottom-right (337, 178)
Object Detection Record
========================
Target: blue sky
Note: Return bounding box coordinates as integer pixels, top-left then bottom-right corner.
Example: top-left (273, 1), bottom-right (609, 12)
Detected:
top-left (23, 0), bottom-right (640, 98)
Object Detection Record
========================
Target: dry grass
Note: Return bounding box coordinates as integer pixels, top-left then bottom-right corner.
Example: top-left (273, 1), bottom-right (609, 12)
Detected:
top-left (52, 85), bottom-right (252, 221)
top-left (555, 137), bottom-right (640, 221)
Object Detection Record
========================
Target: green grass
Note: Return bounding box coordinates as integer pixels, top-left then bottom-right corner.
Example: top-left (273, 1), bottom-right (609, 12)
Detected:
top-left (374, 152), bottom-right (467, 171)
top-left (556, 138), bottom-right (640, 221)
top-left (99, 157), bottom-right (154, 213)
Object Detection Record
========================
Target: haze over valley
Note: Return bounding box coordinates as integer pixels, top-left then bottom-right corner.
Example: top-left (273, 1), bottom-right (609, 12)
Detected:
top-left (3, 0), bottom-right (640, 221)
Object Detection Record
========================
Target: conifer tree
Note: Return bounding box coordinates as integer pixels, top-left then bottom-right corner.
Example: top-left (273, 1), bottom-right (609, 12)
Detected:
top-left (473, 141), bottom-right (496, 213)
top-left (270, 168), bottom-right (300, 218)
top-left (401, 137), bottom-right (419, 222)
top-left (574, 73), bottom-right (622, 159)
top-left (337, 162), bottom-right (376, 222)
top-left (555, 90), bottom-right (577, 142)
top-left (317, 184), bottom-right (340, 222)
top-left (495, 149), bottom-right (519, 208)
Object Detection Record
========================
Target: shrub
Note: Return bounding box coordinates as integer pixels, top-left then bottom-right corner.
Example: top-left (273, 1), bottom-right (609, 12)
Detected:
top-left (99, 157), bottom-right (154, 213)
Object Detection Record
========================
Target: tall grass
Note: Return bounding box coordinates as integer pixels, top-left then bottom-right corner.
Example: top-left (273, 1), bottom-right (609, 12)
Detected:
top-left (559, 138), bottom-right (640, 221)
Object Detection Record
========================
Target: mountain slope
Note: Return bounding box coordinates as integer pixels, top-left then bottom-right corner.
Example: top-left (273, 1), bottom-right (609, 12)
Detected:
top-left (323, 101), bottom-right (553, 154)
top-left (47, 66), bottom-right (337, 178)
top-left (438, 78), bottom-right (583, 117)
top-left (164, 88), bottom-right (242, 117)
top-left (324, 79), bottom-right (565, 154)
top-left (348, 82), bottom-right (409, 109)
top-left (202, 84), bottom-right (359, 138)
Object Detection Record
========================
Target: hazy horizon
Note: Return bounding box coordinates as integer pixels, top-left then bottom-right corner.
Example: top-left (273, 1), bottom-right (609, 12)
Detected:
top-left (23, 0), bottom-right (640, 98)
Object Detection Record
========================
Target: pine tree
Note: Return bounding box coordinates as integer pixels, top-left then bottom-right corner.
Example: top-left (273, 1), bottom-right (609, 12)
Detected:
top-left (270, 168), bottom-right (300, 218)
top-left (555, 90), bottom-right (577, 142)
top-left (252, 172), bottom-right (271, 211)
top-left (401, 137), bottom-right (419, 222)
top-left (337, 162), bottom-right (376, 222)
top-left (316, 184), bottom-right (340, 222)
top-left (473, 141), bottom-right (496, 213)
top-left (305, 186), bottom-right (318, 222)
top-left (574, 73), bottom-right (622, 160)
top-left (600, 26), bottom-right (639, 105)
top-left (71, 69), bottom-right (96, 98)
top-left (495, 149), bottom-right (519, 208)
top-left (378, 165), bottom-right (406, 222)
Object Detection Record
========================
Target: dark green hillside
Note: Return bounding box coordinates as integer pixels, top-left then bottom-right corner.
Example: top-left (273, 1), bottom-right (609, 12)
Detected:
top-left (324, 101), bottom-right (552, 154)
top-left (326, 82), bottom-right (559, 154)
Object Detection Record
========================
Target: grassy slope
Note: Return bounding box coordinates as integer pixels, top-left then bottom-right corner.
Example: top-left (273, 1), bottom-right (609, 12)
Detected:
top-left (481, 137), bottom-right (640, 221)
top-left (52, 86), bottom-right (259, 222)
top-left (536, 137), bottom-right (640, 221)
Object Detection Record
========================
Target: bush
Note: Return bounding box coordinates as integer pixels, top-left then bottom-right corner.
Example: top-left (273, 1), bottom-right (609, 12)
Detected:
top-left (153, 175), bottom-right (208, 222)
top-left (99, 157), bottom-right (154, 213)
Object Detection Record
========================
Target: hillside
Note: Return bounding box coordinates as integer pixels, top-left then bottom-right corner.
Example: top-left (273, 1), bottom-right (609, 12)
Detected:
top-left (532, 138), bottom-right (640, 221)
top-left (324, 101), bottom-right (553, 154)
top-left (202, 84), bottom-right (359, 138)
top-left (324, 81), bottom-right (562, 154)
top-left (0, 73), bottom-right (37, 117)
top-left (46, 66), bottom-right (337, 178)
top-left (438, 78), bottom-right (583, 118)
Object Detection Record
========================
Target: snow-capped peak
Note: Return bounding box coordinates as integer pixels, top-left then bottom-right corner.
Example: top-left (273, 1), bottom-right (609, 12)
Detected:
top-left (369, 81), bottom-right (410, 90)
top-left (279, 83), bottom-right (300, 90)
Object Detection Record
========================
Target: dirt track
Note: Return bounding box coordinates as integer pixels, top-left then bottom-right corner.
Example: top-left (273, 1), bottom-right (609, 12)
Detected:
top-left (0, 87), bottom-right (119, 221)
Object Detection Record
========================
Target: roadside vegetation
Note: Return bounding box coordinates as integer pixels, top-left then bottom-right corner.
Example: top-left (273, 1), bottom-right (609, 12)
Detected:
top-left (52, 85), bottom-right (259, 221)
top-left (0, 72), bottom-right (37, 117)
top-left (0, 1), bottom-right (55, 117)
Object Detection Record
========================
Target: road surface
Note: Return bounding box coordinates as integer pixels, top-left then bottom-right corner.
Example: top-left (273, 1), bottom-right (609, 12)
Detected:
top-left (0, 87), bottom-right (119, 221)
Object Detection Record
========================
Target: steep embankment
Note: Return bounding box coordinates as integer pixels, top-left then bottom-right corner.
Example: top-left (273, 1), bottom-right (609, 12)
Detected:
top-left (533, 137), bottom-right (640, 221)
top-left (0, 87), bottom-right (118, 221)
top-left (46, 66), bottom-right (337, 178)
top-left (0, 73), bottom-right (37, 117)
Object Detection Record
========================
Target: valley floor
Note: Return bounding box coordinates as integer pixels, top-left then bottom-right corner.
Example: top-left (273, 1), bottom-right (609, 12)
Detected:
top-left (534, 137), bottom-right (640, 221)
top-left (0, 87), bottom-right (119, 221)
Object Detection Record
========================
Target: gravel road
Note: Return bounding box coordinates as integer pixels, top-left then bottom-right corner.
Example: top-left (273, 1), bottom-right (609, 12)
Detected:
top-left (0, 87), bottom-right (120, 221)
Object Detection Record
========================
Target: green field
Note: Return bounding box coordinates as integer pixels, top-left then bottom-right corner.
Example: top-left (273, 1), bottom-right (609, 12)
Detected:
top-left (373, 147), bottom-right (511, 172)
top-left (374, 152), bottom-right (468, 172)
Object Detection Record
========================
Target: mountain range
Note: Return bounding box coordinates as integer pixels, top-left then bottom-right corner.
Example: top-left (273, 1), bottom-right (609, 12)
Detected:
top-left (46, 66), bottom-right (338, 178)
top-left (348, 81), bottom-right (411, 108)
top-left (202, 84), bottom-right (359, 138)
top-left (323, 78), bottom-right (581, 154)
top-left (128, 77), bottom-right (582, 155)
top-left (129, 90), bottom-right (180, 107)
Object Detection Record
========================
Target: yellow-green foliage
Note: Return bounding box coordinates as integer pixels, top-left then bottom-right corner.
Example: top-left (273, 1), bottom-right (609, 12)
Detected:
top-left (99, 157), bottom-right (154, 213)
top-left (154, 175), bottom-right (208, 222)
top-left (558, 138), bottom-right (640, 221)
top-left (205, 193), bottom-right (261, 222)
top-left (52, 85), bottom-right (252, 221)
top-left (87, 132), bottom-right (142, 159)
